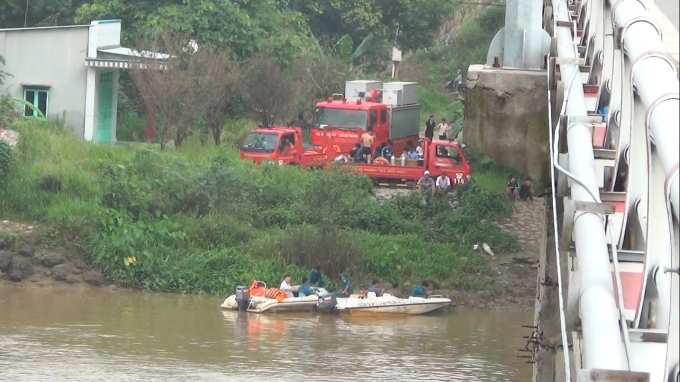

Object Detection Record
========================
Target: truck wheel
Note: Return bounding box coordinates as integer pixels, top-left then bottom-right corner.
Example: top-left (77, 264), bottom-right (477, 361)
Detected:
top-left (372, 178), bottom-right (380, 187)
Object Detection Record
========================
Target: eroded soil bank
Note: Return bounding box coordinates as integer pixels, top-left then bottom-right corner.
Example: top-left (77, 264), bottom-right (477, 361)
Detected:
top-left (1, 199), bottom-right (545, 312)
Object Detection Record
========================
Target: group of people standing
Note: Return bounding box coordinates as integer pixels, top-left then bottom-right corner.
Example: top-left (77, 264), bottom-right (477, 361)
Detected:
top-left (278, 267), bottom-right (434, 299)
top-left (424, 115), bottom-right (457, 142)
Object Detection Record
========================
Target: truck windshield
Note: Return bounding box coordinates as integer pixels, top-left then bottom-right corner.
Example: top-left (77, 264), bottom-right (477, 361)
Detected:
top-left (313, 107), bottom-right (368, 129)
top-left (241, 132), bottom-right (279, 153)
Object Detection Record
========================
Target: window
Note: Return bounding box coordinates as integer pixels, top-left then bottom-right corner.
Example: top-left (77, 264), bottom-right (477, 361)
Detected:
top-left (241, 132), bottom-right (279, 153)
top-left (280, 133), bottom-right (295, 152)
top-left (313, 107), bottom-right (368, 129)
top-left (23, 88), bottom-right (49, 117)
top-left (380, 109), bottom-right (387, 124)
top-left (435, 145), bottom-right (463, 167)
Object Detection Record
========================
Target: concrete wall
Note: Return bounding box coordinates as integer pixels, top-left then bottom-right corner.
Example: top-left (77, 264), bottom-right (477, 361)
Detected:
top-left (0, 26), bottom-right (89, 138)
top-left (463, 64), bottom-right (550, 183)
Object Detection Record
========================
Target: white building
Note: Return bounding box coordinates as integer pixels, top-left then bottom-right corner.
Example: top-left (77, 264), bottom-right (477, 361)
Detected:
top-left (0, 20), bottom-right (167, 143)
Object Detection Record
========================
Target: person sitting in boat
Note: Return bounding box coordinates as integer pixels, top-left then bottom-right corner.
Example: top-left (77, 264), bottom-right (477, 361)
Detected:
top-left (386, 282), bottom-right (401, 297)
top-left (410, 281), bottom-right (432, 298)
top-left (308, 265), bottom-right (326, 287)
top-left (279, 275), bottom-right (295, 298)
top-left (297, 277), bottom-right (315, 297)
top-left (333, 272), bottom-right (353, 298)
top-left (367, 279), bottom-right (384, 297)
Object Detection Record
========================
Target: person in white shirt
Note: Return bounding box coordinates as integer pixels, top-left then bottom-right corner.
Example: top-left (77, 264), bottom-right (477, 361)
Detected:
top-left (437, 118), bottom-right (449, 139)
top-left (436, 173), bottom-right (452, 193)
top-left (279, 275), bottom-right (294, 298)
top-left (415, 140), bottom-right (424, 155)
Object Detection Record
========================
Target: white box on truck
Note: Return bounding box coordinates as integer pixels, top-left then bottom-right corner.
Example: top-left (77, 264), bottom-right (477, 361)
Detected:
top-left (382, 89), bottom-right (402, 107)
top-left (383, 82), bottom-right (418, 106)
top-left (345, 80), bottom-right (382, 101)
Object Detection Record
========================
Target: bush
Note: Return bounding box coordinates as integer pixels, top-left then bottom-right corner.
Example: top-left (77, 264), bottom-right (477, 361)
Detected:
top-left (0, 120), bottom-right (522, 294)
top-left (457, 182), bottom-right (513, 220)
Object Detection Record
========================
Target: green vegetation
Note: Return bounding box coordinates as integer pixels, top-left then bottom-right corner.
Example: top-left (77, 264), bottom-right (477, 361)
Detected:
top-left (0, 121), bottom-right (520, 294)
top-left (0, 1), bottom-right (534, 296)
top-left (402, 6), bottom-right (506, 85)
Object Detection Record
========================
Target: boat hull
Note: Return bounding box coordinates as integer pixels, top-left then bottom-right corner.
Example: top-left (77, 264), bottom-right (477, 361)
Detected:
top-left (334, 296), bottom-right (452, 316)
top-left (342, 302), bottom-right (450, 316)
top-left (219, 294), bottom-right (320, 313)
top-left (247, 297), bottom-right (319, 313)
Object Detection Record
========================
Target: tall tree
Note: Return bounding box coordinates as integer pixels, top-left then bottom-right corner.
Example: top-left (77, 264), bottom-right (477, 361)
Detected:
top-left (202, 57), bottom-right (241, 146)
top-left (129, 32), bottom-right (232, 151)
top-left (75, 0), bottom-right (315, 64)
top-left (242, 55), bottom-right (298, 127)
top-left (0, 0), bottom-right (82, 28)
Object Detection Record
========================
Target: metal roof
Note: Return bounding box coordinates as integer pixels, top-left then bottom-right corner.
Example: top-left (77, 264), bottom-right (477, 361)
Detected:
top-left (0, 24), bottom-right (89, 33)
top-left (98, 47), bottom-right (172, 60)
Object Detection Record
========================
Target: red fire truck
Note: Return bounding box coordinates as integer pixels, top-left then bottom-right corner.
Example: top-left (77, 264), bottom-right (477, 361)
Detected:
top-left (240, 125), bottom-right (329, 167)
top-left (240, 125), bottom-right (472, 186)
top-left (311, 80), bottom-right (422, 157)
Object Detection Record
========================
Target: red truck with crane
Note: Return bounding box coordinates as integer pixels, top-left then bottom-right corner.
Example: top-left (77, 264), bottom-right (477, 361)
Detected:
top-left (240, 125), bottom-right (472, 186)
top-left (311, 80), bottom-right (422, 157)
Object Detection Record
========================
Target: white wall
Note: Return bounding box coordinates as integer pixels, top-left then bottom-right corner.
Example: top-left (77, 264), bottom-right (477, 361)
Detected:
top-left (0, 26), bottom-right (89, 138)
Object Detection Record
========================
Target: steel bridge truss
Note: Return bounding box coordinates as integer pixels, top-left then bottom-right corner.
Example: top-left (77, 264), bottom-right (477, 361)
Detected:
top-left (541, 0), bottom-right (680, 379)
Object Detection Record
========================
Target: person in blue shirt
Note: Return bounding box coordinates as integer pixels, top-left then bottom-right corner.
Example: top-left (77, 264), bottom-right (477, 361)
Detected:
top-left (297, 277), bottom-right (315, 297)
top-left (381, 140), bottom-right (394, 162)
top-left (333, 272), bottom-right (353, 298)
top-left (407, 148), bottom-right (419, 159)
top-left (307, 265), bottom-right (326, 287)
top-left (410, 281), bottom-right (431, 298)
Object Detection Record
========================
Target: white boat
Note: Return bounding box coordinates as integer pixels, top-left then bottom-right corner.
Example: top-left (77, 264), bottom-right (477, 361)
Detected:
top-left (320, 292), bottom-right (452, 315)
top-left (220, 286), bottom-right (330, 314)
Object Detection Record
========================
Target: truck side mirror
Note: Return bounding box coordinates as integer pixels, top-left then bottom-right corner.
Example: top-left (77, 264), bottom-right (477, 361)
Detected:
top-left (370, 110), bottom-right (377, 125)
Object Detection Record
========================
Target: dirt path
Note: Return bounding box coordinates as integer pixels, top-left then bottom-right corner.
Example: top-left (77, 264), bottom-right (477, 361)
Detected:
top-left (370, 190), bottom-right (545, 312)
top-left (455, 199), bottom-right (545, 312)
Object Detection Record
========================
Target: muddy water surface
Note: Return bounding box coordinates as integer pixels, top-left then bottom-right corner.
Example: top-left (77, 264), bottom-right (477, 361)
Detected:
top-left (0, 287), bottom-right (533, 381)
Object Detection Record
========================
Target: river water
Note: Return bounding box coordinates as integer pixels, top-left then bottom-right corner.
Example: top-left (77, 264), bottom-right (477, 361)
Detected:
top-left (0, 287), bottom-right (533, 381)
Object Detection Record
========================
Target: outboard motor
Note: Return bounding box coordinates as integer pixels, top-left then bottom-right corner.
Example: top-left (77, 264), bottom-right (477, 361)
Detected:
top-left (317, 293), bottom-right (337, 313)
top-left (235, 285), bottom-right (250, 311)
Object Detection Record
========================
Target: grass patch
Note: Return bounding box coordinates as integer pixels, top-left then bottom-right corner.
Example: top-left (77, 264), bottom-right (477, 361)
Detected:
top-left (0, 230), bottom-right (23, 249)
top-left (0, 120), bottom-right (520, 295)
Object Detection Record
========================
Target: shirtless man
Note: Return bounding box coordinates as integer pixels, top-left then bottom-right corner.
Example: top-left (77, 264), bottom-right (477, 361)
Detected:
top-left (360, 129), bottom-right (374, 163)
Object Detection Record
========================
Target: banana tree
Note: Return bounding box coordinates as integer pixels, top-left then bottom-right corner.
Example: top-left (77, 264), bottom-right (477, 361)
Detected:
top-left (0, 97), bottom-right (47, 123)
top-left (447, 99), bottom-right (464, 139)
top-left (316, 33), bottom-right (375, 71)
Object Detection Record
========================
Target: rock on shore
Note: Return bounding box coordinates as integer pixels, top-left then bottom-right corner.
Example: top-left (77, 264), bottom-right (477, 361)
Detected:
top-left (0, 243), bottom-right (107, 287)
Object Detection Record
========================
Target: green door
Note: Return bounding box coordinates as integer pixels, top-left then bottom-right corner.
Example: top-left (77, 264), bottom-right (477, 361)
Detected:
top-left (97, 70), bottom-right (114, 143)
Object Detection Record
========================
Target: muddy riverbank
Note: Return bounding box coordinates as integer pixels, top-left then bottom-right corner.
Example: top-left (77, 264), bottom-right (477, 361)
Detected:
top-left (1, 198), bottom-right (545, 312)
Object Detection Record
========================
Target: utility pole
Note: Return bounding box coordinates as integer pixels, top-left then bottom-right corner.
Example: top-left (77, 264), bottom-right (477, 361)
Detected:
top-left (24, 0), bottom-right (29, 27)
top-left (391, 26), bottom-right (401, 80)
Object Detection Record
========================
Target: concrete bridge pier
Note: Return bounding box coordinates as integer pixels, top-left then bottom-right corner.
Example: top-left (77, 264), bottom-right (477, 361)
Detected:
top-left (462, 0), bottom-right (553, 183)
top-left (463, 66), bottom-right (551, 183)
